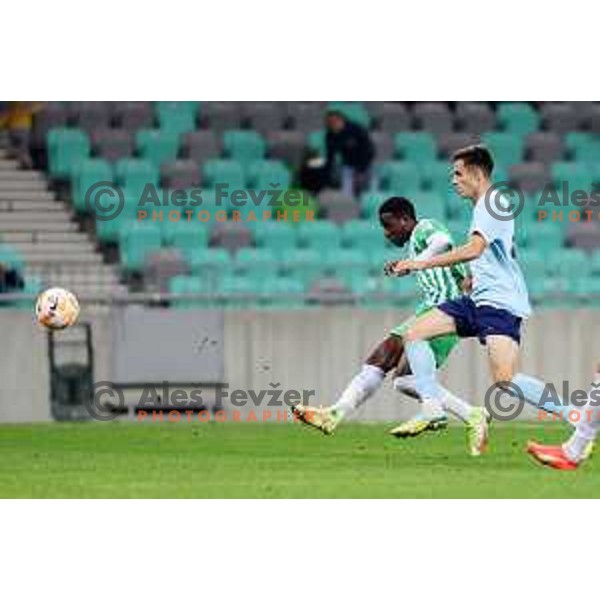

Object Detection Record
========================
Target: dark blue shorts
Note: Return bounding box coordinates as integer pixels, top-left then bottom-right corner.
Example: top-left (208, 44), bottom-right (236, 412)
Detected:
top-left (437, 296), bottom-right (522, 345)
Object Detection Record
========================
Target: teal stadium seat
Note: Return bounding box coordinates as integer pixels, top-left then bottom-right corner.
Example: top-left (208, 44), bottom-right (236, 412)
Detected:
top-left (202, 159), bottom-right (246, 190)
top-left (162, 220), bottom-right (210, 252)
top-left (169, 275), bottom-right (210, 309)
top-left (223, 130), bottom-right (266, 168)
top-left (378, 161), bottom-right (420, 193)
top-left (307, 131), bottom-right (326, 156)
top-left (414, 192), bottom-right (447, 221)
top-left (219, 274), bottom-right (263, 308)
top-left (47, 128), bottom-right (90, 177)
top-left (419, 161), bottom-right (451, 197)
top-left (235, 248), bottom-right (279, 279)
top-left (341, 220), bottom-right (386, 252)
top-left (246, 160), bottom-right (291, 189)
top-left (283, 248), bottom-right (324, 287)
top-left (155, 101), bottom-right (198, 135)
top-left (297, 220), bottom-right (341, 250)
top-left (394, 132), bottom-right (437, 162)
top-left (565, 133), bottom-right (600, 162)
top-left (481, 133), bottom-right (524, 168)
top-left (71, 158), bottom-right (113, 213)
top-left (262, 276), bottom-right (306, 308)
top-left (119, 222), bottom-right (162, 272)
top-left (188, 248), bottom-right (233, 290)
top-left (115, 158), bottom-right (158, 196)
top-left (497, 103), bottom-right (540, 135)
top-left (136, 130), bottom-right (180, 169)
top-left (254, 222), bottom-right (299, 252)
top-left (552, 162), bottom-right (594, 192)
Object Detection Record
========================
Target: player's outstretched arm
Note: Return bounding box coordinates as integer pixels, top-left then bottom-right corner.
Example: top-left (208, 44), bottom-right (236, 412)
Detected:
top-left (392, 233), bottom-right (487, 275)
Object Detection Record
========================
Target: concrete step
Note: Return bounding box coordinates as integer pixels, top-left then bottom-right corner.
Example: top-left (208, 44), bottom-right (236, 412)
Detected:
top-left (23, 252), bottom-right (104, 265)
top-left (0, 159), bottom-right (20, 171)
top-left (0, 201), bottom-right (64, 212)
top-left (9, 241), bottom-right (97, 255)
top-left (0, 190), bottom-right (55, 202)
top-left (0, 212), bottom-right (73, 224)
top-left (26, 264), bottom-right (119, 279)
top-left (0, 170), bottom-right (44, 182)
top-left (0, 221), bottom-right (80, 233)
top-left (0, 180), bottom-right (48, 192)
top-left (0, 231), bottom-right (91, 244)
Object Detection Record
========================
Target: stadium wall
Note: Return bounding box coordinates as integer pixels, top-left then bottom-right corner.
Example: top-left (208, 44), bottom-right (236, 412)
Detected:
top-left (1, 308), bottom-right (599, 423)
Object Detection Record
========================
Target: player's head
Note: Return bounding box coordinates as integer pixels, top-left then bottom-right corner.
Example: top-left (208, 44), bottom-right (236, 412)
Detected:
top-left (452, 145), bottom-right (494, 200)
top-left (325, 110), bottom-right (346, 133)
top-left (378, 196), bottom-right (417, 247)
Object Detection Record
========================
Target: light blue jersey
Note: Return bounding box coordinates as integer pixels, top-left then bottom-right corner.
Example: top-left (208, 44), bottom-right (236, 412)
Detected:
top-left (468, 190), bottom-right (531, 318)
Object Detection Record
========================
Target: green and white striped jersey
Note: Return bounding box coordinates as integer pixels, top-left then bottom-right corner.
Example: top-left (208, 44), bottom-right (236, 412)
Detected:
top-left (407, 218), bottom-right (468, 314)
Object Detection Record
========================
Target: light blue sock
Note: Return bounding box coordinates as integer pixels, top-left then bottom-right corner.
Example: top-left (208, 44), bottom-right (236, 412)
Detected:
top-left (405, 341), bottom-right (445, 414)
top-left (512, 373), bottom-right (572, 422)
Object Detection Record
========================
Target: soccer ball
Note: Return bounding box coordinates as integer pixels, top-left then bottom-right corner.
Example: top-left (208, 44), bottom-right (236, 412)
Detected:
top-left (35, 287), bottom-right (80, 330)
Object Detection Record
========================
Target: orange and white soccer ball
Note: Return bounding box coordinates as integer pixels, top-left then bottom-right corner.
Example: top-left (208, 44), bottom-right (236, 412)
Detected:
top-left (35, 287), bottom-right (80, 330)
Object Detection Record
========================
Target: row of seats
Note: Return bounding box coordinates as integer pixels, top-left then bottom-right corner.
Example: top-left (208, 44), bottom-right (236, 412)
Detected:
top-left (0, 246), bottom-right (41, 305)
top-left (34, 102), bottom-right (600, 142)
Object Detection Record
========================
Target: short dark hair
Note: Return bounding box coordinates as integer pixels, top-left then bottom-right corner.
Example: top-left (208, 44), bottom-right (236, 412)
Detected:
top-left (379, 196), bottom-right (416, 220)
top-left (452, 145), bottom-right (494, 177)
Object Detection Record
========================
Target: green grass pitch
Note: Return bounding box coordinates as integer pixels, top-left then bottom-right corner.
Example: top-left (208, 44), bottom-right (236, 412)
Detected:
top-left (1, 421), bottom-right (598, 498)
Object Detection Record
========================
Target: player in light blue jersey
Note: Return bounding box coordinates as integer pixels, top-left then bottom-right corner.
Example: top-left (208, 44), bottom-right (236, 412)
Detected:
top-left (389, 145), bottom-right (582, 457)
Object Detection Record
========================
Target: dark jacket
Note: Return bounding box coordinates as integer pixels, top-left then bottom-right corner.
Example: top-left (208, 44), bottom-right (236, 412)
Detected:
top-left (325, 121), bottom-right (374, 174)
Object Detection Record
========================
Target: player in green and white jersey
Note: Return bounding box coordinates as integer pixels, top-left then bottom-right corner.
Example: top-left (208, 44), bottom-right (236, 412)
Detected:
top-left (292, 196), bottom-right (487, 439)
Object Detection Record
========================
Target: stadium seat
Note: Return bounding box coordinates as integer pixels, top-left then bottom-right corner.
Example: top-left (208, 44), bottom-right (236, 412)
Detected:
top-left (360, 192), bottom-right (388, 219)
top-left (261, 277), bottom-right (306, 308)
top-left (136, 130), bottom-right (180, 169)
top-left (377, 103), bottom-right (411, 132)
top-left (555, 248), bottom-right (590, 278)
top-left (71, 158), bottom-right (113, 212)
top-left (437, 132), bottom-right (478, 158)
top-left (112, 101), bottom-right (154, 132)
top-left (525, 132), bottom-right (565, 163)
top-left (414, 192), bottom-right (447, 221)
top-left (371, 132), bottom-right (395, 164)
top-left (235, 248), bottom-right (279, 278)
top-left (47, 128), bottom-right (91, 177)
top-left (565, 132), bottom-right (600, 162)
top-left (317, 191), bottom-right (361, 223)
top-left (246, 160), bottom-right (291, 189)
top-left (169, 275), bottom-right (210, 309)
top-left (481, 132), bottom-right (524, 168)
top-left (252, 222), bottom-right (297, 253)
top-left (160, 159), bottom-right (202, 189)
top-left (378, 161), bottom-right (421, 193)
top-left (202, 159), bottom-right (246, 190)
top-left (219, 274), bottom-right (263, 308)
top-left (181, 131), bottom-right (222, 164)
top-left (210, 222), bottom-right (253, 253)
top-left (119, 223), bottom-right (162, 272)
top-left (115, 158), bottom-right (158, 196)
top-left (266, 130), bottom-right (306, 171)
top-left (298, 220), bottom-right (341, 250)
top-left (90, 129), bottom-right (134, 163)
top-left (394, 132), bottom-right (437, 162)
top-left (162, 220), bottom-right (210, 251)
top-left (540, 103), bottom-right (579, 134)
top-left (509, 162), bottom-right (551, 194)
top-left (283, 249), bottom-right (324, 287)
top-left (455, 102), bottom-right (497, 134)
top-left (497, 103), bottom-right (540, 135)
top-left (70, 101), bottom-right (111, 134)
top-left (155, 101), bottom-right (198, 135)
top-left (341, 220), bottom-right (385, 252)
top-left (419, 161), bottom-right (451, 196)
top-left (202, 102), bottom-right (243, 132)
top-left (242, 102), bottom-right (287, 135)
top-left (188, 248), bottom-right (233, 290)
top-left (413, 103), bottom-right (454, 134)
top-left (552, 162), bottom-right (594, 191)
top-left (286, 102), bottom-right (325, 132)
top-left (31, 104), bottom-right (68, 150)
top-left (223, 130), bottom-right (267, 167)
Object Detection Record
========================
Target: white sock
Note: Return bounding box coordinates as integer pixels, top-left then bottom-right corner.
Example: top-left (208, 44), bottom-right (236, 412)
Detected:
top-left (331, 365), bottom-right (385, 418)
top-left (564, 431), bottom-right (594, 463)
top-left (439, 387), bottom-right (473, 423)
top-left (393, 375), bottom-right (473, 423)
